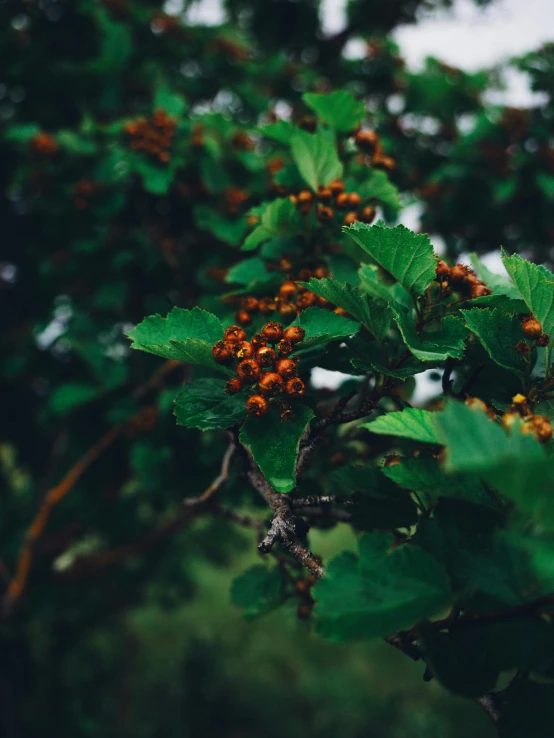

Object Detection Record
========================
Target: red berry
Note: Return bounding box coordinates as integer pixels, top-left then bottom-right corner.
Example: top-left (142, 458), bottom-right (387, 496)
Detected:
top-left (258, 372), bottom-right (285, 397)
top-left (343, 212), bottom-right (358, 226)
top-left (471, 283), bottom-right (492, 299)
top-left (522, 318), bottom-right (542, 340)
top-left (285, 377), bottom-right (306, 398)
top-left (283, 326), bottom-right (305, 344)
top-left (255, 346), bottom-right (277, 367)
top-left (224, 325), bottom-right (247, 343)
top-left (355, 129), bottom-right (379, 153)
top-left (275, 358), bottom-right (298, 380)
top-left (262, 321), bottom-right (284, 343)
top-left (335, 193), bottom-right (350, 211)
top-left (237, 359), bottom-right (262, 383)
top-left (279, 281), bottom-right (297, 300)
top-left (449, 264), bottom-right (469, 286)
top-left (212, 341), bottom-right (234, 365)
top-left (232, 340), bottom-right (255, 360)
top-left (278, 339), bottom-right (294, 356)
top-left (246, 395), bottom-right (270, 417)
top-left (435, 260), bottom-right (450, 279)
top-left (225, 378), bottom-right (243, 395)
top-left (328, 179), bottom-right (345, 196)
top-left (347, 192), bottom-right (362, 209)
top-left (235, 310), bottom-right (253, 326)
top-left (251, 333), bottom-right (267, 349)
top-left (360, 206), bottom-right (377, 224)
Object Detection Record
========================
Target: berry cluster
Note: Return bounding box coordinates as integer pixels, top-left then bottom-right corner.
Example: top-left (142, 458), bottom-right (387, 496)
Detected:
top-left (30, 133), bottom-right (58, 156)
top-left (124, 110), bottom-right (176, 164)
top-left (290, 180), bottom-right (377, 228)
top-left (233, 263), bottom-right (345, 326)
top-left (354, 128), bottom-right (396, 172)
top-left (501, 393), bottom-right (552, 444)
top-left (435, 260), bottom-right (492, 299)
top-left (212, 322), bottom-right (306, 419)
top-left (517, 315), bottom-right (550, 352)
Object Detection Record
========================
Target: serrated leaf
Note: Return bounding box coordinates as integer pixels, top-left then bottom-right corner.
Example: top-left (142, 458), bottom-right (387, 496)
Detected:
top-left (469, 253), bottom-right (521, 301)
top-left (330, 466), bottom-right (418, 529)
top-left (290, 129), bottom-right (343, 192)
top-left (314, 533), bottom-right (450, 641)
top-left (174, 379), bottom-right (246, 431)
top-left (302, 90), bottom-right (365, 134)
top-left (462, 308), bottom-right (528, 377)
top-left (363, 408), bottom-right (442, 444)
top-left (127, 307), bottom-right (225, 371)
top-left (502, 250), bottom-right (554, 338)
top-left (299, 278), bottom-right (390, 343)
top-left (433, 401), bottom-right (554, 518)
top-left (345, 223), bottom-right (436, 298)
top-left (240, 404), bottom-right (314, 493)
top-left (349, 338), bottom-right (434, 379)
top-left (392, 308), bottom-right (468, 362)
top-left (291, 307), bottom-right (360, 350)
top-left (231, 565), bottom-right (284, 616)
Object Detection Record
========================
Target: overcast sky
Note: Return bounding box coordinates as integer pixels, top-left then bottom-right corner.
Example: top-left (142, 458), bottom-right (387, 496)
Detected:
top-left (183, 0), bottom-right (551, 105)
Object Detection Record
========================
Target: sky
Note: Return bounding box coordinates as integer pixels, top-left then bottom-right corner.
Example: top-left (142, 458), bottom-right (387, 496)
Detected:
top-left (181, 0), bottom-right (551, 106)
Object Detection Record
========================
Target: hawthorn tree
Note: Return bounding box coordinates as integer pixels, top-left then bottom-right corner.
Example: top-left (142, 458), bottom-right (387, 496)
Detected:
top-left (2, 1), bottom-right (554, 737)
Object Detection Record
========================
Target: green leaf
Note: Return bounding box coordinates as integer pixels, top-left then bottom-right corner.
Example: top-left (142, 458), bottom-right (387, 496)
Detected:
top-left (240, 404), bottom-right (314, 493)
top-left (314, 533), bottom-right (450, 641)
top-left (291, 307), bottom-right (360, 350)
top-left (392, 308), bottom-right (468, 362)
top-left (358, 169), bottom-right (401, 213)
top-left (226, 257), bottom-right (271, 286)
top-left (383, 455), bottom-right (493, 507)
top-left (153, 85), bottom-right (187, 117)
top-left (195, 206), bottom-right (248, 246)
top-left (242, 198), bottom-right (302, 252)
top-left (174, 379), bottom-right (246, 431)
top-left (433, 401), bottom-right (553, 514)
top-left (329, 466), bottom-right (418, 529)
top-left (260, 120), bottom-right (295, 144)
top-left (133, 157), bottom-right (174, 195)
top-left (230, 565), bottom-right (284, 616)
top-left (462, 308), bottom-right (528, 377)
top-left (290, 129), bottom-right (343, 192)
top-left (349, 338), bottom-right (433, 379)
top-left (362, 408), bottom-right (442, 444)
top-left (127, 307), bottom-right (225, 371)
top-left (49, 382), bottom-right (100, 416)
top-left (302, 90), bottom-right (365, 134)
top-left (502, 250), bottom-right (554, 338)
top-left (4, 123), bottom-right (41, 142)
top-left (299, 278), bottom-right (390, 343)
top-left (345, 223), bottom-right (436, 298)
top-left (469, 253), bottom-right (522, 301)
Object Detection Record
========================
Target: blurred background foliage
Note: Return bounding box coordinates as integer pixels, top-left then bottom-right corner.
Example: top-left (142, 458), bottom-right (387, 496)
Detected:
top-left (0, 0), bottom-right (552, 735)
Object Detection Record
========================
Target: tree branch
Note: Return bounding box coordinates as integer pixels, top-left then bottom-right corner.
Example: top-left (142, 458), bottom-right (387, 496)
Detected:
top-left (3, 360), bottom-right (182, 614)
top-left (246, 462), bottom-right (324, 579)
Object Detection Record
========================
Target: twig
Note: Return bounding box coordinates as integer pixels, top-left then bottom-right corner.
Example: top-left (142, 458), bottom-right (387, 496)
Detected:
top-left (247, 462), bottom-right (324, 579)
top-left (3, 360), bottom-right (182, 615)
top-left (295, 506), bottom-right (352, 522)
top-left (474, 695), bottom-right (500, 726)
top-left (291, 495), bottom-right (352, 507)
top-left (57, 442), bottom-right (239, 580)
top-left (184, 440), bottom-right (236, 506)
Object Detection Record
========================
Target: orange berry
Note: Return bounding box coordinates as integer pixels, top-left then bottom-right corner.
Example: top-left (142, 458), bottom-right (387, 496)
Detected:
top-left (355, 129), bottom-right (379, 153)
top-left (279, 281), bottom-right (297, 300)
top-left (241, 296), bottom-right (259, 312)
top-left (235, 310), bottom-right (253, 326)
top-left (262, 322), bottom-right (284, 343)
top-left (283, 326), bottom-right (305, 344)
top-left (328, 179), bottom-right (345, 196)
top-left (237, 359), bottom-right (262, 384)
top-left (335, 192), bottom-right (350, 210)
top-left (360, 206), bottom-right (376, 223)
top-left (317, 187), bottom-right (333, 203)
top-left (347, 192), bottom-right (362, 209)
top-left (246, 395), bottom-right (270, 417)
top-left (232, 341), bottom-right (255, 360)
top-left (225, 378), bottom-right (243, 395)
top-left (258, 372), bottom-right (285, 397)
top-left (275, 357), bottom-right (298, 380)
top-left (522, 319), bottom-right (542, 340)
top-left (285, 377), bottom-right (306, 398)
top-left (343, 212), bottom-right (359, 226)
top-left (317, 205), bottom-right (334, 222)
top-left (255, 346), bottom-right (277, 367)
top-left (224, 325), bottom-right (247, 343)
top-left (435, 260), bottom-right (450, 279)
top-left (212, 341), bottom-right (234, 365)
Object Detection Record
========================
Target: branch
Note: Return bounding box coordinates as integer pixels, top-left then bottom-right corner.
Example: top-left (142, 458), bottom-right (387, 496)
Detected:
top-left (58, 440), bottom-right (238, 581)
top-left (3, 360), bottom-right (182, 614)
top-left (291, 495), bottom-right (352, 507)
top-left (247, 462), bottom-right (324, 579)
